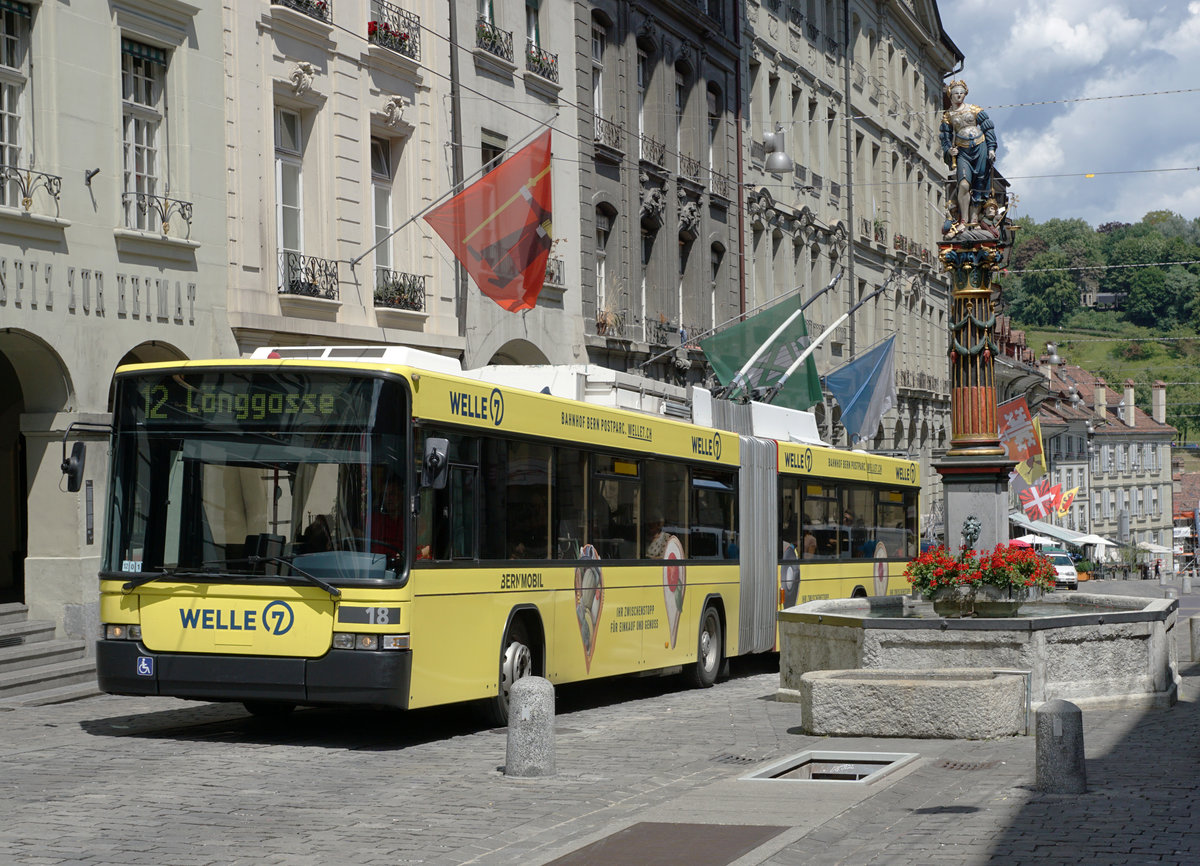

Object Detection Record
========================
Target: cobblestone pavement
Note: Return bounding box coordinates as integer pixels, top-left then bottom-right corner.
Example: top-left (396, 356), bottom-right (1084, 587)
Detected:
top-left (2, 580), bottom-right (1198, 865)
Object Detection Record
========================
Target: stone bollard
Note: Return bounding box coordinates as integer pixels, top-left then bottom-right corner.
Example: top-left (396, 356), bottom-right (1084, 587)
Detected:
top-left (1185, 573), bottom-right (1194, 595)
top-left (1191, 617), bottom-right (1200, 663)
top-left (1035, 699), bottom-right (1087, 794)
top-left (504, 676), bottom-right (556, 777)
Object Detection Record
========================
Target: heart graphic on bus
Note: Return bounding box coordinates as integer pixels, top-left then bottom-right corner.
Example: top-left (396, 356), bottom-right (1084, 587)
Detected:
top-left (662, 535), bottom-right (686, 649)
top-left (575, 544), bottom-right (603, 672)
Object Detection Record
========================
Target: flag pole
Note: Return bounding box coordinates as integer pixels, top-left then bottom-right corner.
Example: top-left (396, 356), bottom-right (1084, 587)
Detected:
top-left (725, 270), bottom-right (842, 399)
top-left (348, 115), bottom-right (558, 271)
top-left (640, 269), bottom-right (842, 370)
top-left (762, 273), bottom-right (898, 404)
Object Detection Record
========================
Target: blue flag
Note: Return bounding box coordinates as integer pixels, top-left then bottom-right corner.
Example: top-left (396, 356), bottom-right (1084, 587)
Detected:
top-left (824, 335), bottom-right (897, 445)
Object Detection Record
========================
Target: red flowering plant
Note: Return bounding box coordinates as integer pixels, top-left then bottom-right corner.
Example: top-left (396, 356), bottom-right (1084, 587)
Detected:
top-left (905, 543), bottom-right (1056, 601)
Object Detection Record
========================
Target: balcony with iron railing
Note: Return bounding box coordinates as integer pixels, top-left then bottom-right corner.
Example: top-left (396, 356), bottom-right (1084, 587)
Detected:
top-left (368, 0), bottom-right (420, 62)
top-left (475, 16), bottom-right (513, 64)
top-left (0, 165), bottom-right (62, 216)
top-left (766, 0), bottom-right (782, 14)
top-left (525, 39), bottom-right (558, 83)
top-left (278, 251), bottom-right (340, 300)
top-left (594, 115), bottom-right (623, 150)
top-left (824, 35), bottom-right (839, 56)
top-left (640, 133), bottom-right (665, 167)
top-left (543, 255), bottom-right (565, 287)
top-left (788, 4), bottom-right (804, 29)
top-left (374, 268), bottom-right (425, 311)
top-left (806, 22), bottom-right (818, 42)
top-left (709, 170), bottom-right (732, 200)
top-left (648, 317), bottom-right (678, 346)
top-left (679, 153), bottom-right (702, 183)
top-left (122, 191), bottom-right (193, 237)
top-left (272, 0), bottom-right (330, 23)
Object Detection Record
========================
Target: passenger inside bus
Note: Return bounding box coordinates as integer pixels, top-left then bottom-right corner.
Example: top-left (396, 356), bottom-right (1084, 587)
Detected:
top-left (300, 514), bottom-right (333, 553)
top-left (371, 477), bottom-right (405, 555)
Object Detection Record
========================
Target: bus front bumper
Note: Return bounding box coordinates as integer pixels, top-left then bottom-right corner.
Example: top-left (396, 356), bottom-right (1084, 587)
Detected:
top-left (96, 640), bottom-right (412, 709)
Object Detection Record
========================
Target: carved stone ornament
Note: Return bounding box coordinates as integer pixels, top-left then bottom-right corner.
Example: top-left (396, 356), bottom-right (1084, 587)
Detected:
top-left (290, 61), bottom-right (317, 96)
top-left (679, 199), bottom-right (700, 240)
top-left (637, 16), bottom-right (658, 45)
top-left (383, 95), bottom-right (413, 129)
top-left (641, 180), bottom-right (666, 230)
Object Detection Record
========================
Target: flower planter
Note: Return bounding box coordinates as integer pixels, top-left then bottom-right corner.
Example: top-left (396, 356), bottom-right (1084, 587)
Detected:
top-left (908, 544), bottom-right (1057, 619)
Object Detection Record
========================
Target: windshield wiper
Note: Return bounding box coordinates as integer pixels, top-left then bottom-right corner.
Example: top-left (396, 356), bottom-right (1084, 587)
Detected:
top-left (248, 555), bottom-right (341, 597)
top-left (121, 571), bottom-right (169, 592)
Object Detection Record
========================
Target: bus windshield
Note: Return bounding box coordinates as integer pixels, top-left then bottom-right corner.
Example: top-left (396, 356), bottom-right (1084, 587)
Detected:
top-left (105, 369), bottom-right (409, 583)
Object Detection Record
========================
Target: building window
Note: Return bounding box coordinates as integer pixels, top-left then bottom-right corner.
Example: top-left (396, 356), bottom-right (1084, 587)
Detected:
top-left (595, 206), bottom-right (611, 312)
top-left (274, 106), bottom-right (303, 257)
top-left (707, 84), bottom-right (721, 174)
top-left (675, 68), bottom-right (686, 155)
top-left (0, 2), bottom-right (29, 207)
top-left (526, 0), bottom-right (540, 46)
top-left (371, 136), bottom-right (393, 282)
top-left (591, 24), bottom-right (605, 119)
top-left (636, 48), bottom-right (647, 143)
top-left (481, 129), bottom-right (506, 175)
top-left (122, 39), bottom-right (168, 231)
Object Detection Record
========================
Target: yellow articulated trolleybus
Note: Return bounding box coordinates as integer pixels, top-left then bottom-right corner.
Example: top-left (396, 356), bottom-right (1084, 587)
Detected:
top-left (80, 346), bottom-right (919, 722)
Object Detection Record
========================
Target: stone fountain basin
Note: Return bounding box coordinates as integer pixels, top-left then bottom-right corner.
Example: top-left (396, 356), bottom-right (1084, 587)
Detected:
top-left (778, 593), bottom-right (1179, 713)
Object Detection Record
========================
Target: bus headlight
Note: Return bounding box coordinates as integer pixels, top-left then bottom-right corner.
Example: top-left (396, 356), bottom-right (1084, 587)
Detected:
top-left (332, 632), bottom-right (408, 651)
top-left (104, 624), bottom-right (142, 641)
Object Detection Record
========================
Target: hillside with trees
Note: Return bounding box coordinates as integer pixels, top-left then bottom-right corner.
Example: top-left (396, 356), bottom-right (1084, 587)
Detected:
top-left (998, 211), bottom-right (1200, 444)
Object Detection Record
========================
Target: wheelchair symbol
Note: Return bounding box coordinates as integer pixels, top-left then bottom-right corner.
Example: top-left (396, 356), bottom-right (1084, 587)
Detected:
top-left (136, 656), bottom-right (154, 677)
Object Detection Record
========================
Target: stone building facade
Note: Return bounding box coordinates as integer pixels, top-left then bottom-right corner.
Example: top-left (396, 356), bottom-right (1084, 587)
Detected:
top-left (741, 0), bottom-right (961, 537)
top-left (0, 0), bottom-right (237, 641)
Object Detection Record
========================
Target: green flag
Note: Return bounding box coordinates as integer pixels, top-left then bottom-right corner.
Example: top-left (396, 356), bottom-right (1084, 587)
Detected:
top-left (700, 302), bottom-right (823, 410)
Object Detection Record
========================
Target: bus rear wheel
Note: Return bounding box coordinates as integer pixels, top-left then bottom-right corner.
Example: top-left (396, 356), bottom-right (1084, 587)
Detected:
top-left (687, 606), bottom-right (722, 689)
top-left (483, 620), bottom-right (534, 726)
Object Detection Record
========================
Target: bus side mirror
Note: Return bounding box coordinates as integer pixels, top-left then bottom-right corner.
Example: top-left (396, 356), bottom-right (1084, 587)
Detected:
top-left (62, 441), bottom-right (86, 493)
top-left (422, 438), bottom-right (449, 490)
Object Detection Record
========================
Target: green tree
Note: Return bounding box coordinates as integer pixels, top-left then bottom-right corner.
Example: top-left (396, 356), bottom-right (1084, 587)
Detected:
top-left (1122, 266), bottom-right (1167, 326)
top-left (1009, 251), bottom-right (1078, 325)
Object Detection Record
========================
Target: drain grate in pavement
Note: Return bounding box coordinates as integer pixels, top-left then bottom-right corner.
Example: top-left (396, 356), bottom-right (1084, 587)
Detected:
top-left (936, 759), bottom-right (1000, 771)
top-left (545, 822), bottom-right (786, 866)
top-left (712, 753), bottom-right (758, 765)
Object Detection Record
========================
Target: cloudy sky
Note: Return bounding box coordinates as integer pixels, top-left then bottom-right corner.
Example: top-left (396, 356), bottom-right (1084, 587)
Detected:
top-left (935, 0), bottom-right (1200, 227)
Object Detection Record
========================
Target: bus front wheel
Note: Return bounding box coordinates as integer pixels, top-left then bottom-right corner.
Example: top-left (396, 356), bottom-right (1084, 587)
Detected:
top-left (687, 606), bottom-right (723, 689)
top-left (484, 620), bottom-right (534, 726)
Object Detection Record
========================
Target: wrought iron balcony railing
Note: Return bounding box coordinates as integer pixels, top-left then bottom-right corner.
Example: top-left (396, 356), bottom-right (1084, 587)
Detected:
top-left (121, 191), bottom-right (193, 236)
top-left (272, 0), bottom-right (330, 23)
top-left (374, 268), bottom-right (425, 311)
top-left (788, 5), bottom-right (804, 28)
top-left (640, 133), bottom-right (665, 167)
top-left (476, 17), bottom-right (513, 63)
top-left (525, 39), bottom-right (558, 82)
top-left (0, 165), bottom-right (62, 215)
top-left (544, 256), bottom-right (565, 287)
top-left (368, 0), bottom-right (420, 62)
top-left (594, 115), bottom-right (623, 150)
top-left (709, 170), bottom-right (732, 200)
top-left (278, 251), bottom-right (340, 300)
top-left (806, 22), bottom-right (818, 42)
top-left (679, 153), bottom-right (702, 182)
top-left (648, 317), bottom-right (678, 346)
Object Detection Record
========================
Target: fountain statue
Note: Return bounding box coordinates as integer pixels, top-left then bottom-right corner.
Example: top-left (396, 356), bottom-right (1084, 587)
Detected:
top-left (934, 78), bottom-right (1017, 551)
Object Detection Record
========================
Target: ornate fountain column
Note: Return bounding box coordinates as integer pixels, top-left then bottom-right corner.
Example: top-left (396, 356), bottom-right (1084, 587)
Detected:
top-left (934, 234), bottom-right (1014, 550)
top-left (943, 244), bottom-right (1006, 456)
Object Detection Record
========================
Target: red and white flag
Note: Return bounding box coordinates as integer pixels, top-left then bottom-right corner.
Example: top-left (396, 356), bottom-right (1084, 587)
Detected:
top-left (424, 129), bottom-right (553, 312)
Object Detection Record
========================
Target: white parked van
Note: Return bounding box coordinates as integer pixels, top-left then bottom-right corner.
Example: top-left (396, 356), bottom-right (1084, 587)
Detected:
top-left (1043, 549), bottom-right (1078, 589)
